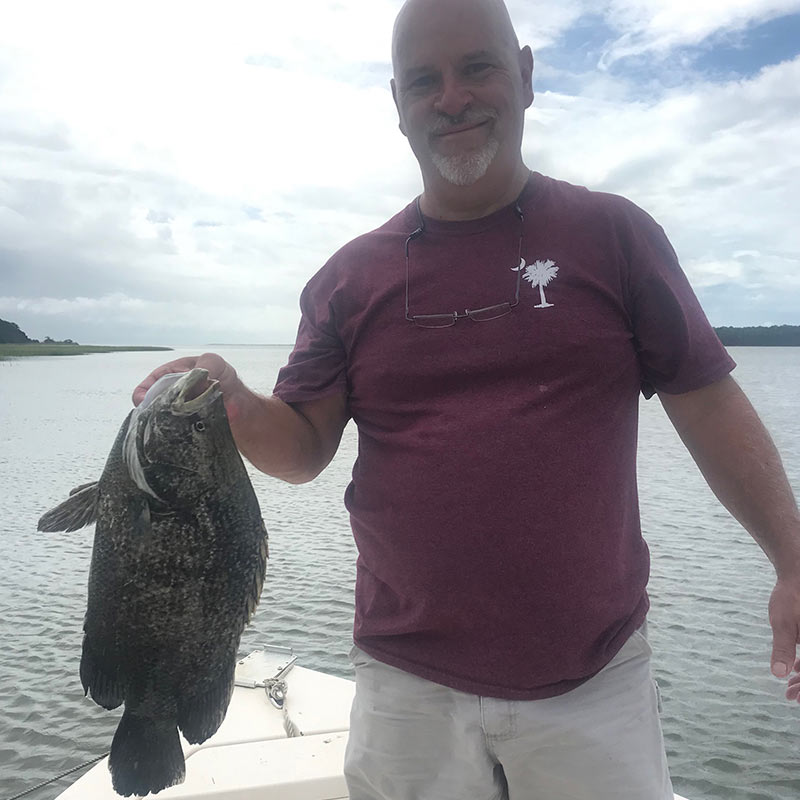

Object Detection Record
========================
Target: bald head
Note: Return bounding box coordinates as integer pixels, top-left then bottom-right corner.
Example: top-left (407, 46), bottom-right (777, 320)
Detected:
top-left (392, 0), bottom-right (520, 75)
top-left (389, 0), bottom-right (534, 215)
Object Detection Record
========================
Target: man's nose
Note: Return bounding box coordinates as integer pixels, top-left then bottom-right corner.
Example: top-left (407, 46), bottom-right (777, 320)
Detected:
top-left (433, 74), bottom-right (472, 117)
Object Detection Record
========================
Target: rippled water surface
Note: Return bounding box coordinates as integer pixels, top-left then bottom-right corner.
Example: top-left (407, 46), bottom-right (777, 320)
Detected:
top-left (0, 346), bottom-right (798, 800)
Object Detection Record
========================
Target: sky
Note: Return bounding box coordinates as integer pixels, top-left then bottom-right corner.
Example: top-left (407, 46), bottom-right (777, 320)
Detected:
top-left (1, 0), bottom-right (799, 345)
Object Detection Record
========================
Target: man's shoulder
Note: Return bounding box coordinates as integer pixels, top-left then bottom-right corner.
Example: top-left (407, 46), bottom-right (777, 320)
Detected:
top-left (536, 172), bottom-right (643, 216)
top-left (303, 202), bottom-right (415, 290)
top-left (534, 172), bottom-right (664, 241)
top-left (334, 203), bottom-right (415, 258)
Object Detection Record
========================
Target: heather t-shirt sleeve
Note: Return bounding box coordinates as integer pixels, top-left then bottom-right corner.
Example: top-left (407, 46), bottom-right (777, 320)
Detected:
top-left (619, 199), bottom-right (736, 398)
top-left (273, 266), bottom-right (348, 404)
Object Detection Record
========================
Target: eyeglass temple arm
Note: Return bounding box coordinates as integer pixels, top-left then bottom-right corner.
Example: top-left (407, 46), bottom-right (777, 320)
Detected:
top-left (405, 198), bottom-right (525, 316)
top-left (405, 197), bottom-right (427, 318)
top-left (513, 203), bottom-right (524, 304)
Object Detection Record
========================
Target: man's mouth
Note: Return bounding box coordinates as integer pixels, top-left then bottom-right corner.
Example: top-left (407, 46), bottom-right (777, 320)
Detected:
top-left (435, 120), bottom-right (490, 138)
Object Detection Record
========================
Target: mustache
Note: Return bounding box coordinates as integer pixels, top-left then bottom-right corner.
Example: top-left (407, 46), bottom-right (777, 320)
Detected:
top-left (426, 108), bottom-right (499, 135)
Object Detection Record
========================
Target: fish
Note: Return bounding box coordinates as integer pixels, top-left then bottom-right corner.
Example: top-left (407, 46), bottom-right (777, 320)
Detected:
top-left (38, 368), bottom-right (269, 796)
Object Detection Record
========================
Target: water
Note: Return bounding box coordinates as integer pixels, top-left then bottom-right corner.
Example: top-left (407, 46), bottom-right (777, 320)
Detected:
top-left (0, 346), bottom-right (798, 800)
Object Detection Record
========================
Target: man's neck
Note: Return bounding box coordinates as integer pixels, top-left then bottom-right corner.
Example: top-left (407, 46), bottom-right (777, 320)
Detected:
top-left (419, 162), bottom-right (531, 221)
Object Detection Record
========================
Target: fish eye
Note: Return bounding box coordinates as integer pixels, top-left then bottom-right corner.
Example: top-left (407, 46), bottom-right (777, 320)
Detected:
top-left (193, 421), bottom-right (206, 433)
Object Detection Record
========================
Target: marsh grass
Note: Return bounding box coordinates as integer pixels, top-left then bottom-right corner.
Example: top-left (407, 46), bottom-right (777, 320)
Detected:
top-left (0, 344), bottom-right (173, 359)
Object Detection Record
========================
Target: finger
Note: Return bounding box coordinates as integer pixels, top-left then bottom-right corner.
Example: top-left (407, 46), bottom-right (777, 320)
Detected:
top-left (131, 356), bottom-right (201, 406)
top-left (770, 634), bottom-right (798, 679)
top-left (772, 656), bottom-right (797, 679)
top-left (193, 353), bottom-right (240, 392)
top-left (769, 593), bottom-right (799, 679)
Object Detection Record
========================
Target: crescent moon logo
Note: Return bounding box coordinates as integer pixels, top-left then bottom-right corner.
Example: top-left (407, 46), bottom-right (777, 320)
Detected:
top-left (511, 258), bottom-right (526, 272)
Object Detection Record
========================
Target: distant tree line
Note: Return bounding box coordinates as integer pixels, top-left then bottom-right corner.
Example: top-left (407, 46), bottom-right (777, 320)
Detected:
top-left (714, 325), bottom-right (800, 346)
top-left (0, 318), bottom-right (77, 345)
top-left (2, 316), bottom-right (799, 347)
top-left (0, 319), bottom-right (33, 343)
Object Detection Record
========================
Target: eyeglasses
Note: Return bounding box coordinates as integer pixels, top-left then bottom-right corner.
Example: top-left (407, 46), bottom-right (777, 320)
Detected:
top-left (404, 197), bottom-right (525, 328)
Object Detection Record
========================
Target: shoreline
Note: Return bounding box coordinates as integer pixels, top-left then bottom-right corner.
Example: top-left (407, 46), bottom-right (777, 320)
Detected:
top-left (0, 344), bottom-right (174, 359)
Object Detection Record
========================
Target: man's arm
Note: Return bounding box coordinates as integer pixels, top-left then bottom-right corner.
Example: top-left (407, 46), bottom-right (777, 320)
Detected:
top-left (658, 376), bottom-right (800, 691)
top-left (133, 352), bottom-right (350, 485)
top-left (229, 389), bottom-right (349, 484)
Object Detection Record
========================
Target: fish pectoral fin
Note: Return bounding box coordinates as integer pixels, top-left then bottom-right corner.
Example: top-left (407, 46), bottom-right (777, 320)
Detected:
top-left (37, 482), bottom-right (99, 532)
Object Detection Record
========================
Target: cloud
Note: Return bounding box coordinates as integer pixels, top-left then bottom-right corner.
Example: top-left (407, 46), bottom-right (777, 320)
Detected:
top-left (146, 210), bottom-right (173, 224)
top-left (0, 0), bottom-right (798, 344)
top-left (526, 54), bottom-right (800, 247)
top-left (599, 0), bottom-right (800, 66)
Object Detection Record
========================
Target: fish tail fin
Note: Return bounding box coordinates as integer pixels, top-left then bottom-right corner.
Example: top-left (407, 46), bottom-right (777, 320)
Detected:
top-left (177, 661), bottom-right (235, 744)
top-left (109, 711), bottom-right (185, 797)
top-left (37, 482), bottom-right (99, 532)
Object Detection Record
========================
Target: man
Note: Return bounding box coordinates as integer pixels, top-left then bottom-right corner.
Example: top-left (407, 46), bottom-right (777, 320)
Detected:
top-left (134, 0), bottom-right (800, 797)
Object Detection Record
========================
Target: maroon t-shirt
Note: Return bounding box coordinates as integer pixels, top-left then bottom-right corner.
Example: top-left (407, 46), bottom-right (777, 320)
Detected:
top-left (273, 172), bottom-right (735, 699)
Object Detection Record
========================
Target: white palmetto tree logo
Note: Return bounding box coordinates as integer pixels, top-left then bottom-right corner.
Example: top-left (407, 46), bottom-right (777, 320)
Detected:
top-left (523, 259), bottom-right (559, 308)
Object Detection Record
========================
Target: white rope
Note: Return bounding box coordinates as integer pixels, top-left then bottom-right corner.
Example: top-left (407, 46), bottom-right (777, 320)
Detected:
top-left (265, 678), bottom-right (303, 738)
top-left (282, 705), bottom-right (302, 738)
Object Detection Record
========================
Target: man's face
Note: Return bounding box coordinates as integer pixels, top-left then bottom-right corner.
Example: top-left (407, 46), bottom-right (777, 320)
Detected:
top-left (391, 0), bottom-right (533, 188)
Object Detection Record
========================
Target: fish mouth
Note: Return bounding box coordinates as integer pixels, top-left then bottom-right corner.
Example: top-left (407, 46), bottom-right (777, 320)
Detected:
top-left (123, 368), bottom-right (221, 499)
top-left (170, 368), bottom-right (222, 415)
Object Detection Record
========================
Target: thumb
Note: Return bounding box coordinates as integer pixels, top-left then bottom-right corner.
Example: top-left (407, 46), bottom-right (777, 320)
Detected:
top-left (771, 647), bottom-right (794, 679)
top-left (132, 384), bottom-right (148, 407)
top-left (769, 588), bottom-right (799, 678)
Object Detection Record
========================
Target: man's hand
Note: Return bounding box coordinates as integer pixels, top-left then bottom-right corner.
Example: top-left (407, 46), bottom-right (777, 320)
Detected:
top-left (769, 578), bottom-right (800, 699)
top-left (133, 353), bottom-right (246, 419)
top-left (786, 664), bottom-right (800, 702)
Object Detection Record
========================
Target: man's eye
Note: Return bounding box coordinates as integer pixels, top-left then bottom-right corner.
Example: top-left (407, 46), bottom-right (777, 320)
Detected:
top-left (465, 63), bottom-right (492, 75)
top-left (408, 75), bottom-right (435, 90)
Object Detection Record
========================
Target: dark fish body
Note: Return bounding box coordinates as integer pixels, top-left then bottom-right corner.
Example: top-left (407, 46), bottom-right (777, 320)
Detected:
top-left (39, 369), bottom-right (268, 796)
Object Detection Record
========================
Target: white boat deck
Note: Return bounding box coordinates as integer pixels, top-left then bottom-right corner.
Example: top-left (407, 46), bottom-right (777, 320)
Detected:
top-left (56, 649), bottom-right (354, 800)
top-left (54, 648), bottom-right (691, 800)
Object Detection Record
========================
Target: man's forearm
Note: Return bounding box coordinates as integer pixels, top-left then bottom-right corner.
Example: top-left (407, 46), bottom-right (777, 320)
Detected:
top-left (130, 352), bottom-right (348, 485)
top-left (226, 388), bottom-right (347, 485)
top-left (659, 377), bottom-right (800, 578)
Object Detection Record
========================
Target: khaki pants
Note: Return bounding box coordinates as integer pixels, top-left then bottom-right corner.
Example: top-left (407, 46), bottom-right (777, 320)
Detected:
top-left (344, 629), bottom-right (674, 800)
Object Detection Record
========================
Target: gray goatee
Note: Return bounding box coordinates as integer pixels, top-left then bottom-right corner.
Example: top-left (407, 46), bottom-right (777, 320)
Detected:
top-left (427, 109), bottom-right (500, 186)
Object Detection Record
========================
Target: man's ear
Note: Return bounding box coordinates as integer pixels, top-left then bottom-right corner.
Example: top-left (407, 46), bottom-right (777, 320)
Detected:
top-left (391, 78), bottom-right (408, 137)
top-left (519, 46), bottom-right (534, 108)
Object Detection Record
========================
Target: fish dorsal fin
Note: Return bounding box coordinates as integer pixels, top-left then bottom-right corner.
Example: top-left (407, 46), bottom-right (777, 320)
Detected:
top-left (69, 481), bottom-right (99, 496)
top-left (38, 482), bottom-right (100, 532)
